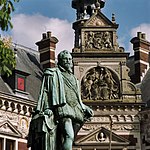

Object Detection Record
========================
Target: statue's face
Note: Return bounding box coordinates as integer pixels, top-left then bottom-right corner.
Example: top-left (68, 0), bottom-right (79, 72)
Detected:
top-left (59, 53), bottom-right (73, 70)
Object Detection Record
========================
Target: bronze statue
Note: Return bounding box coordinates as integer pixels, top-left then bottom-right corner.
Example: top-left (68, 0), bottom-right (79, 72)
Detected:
top-left (27, 50), bottom-right (93, 150)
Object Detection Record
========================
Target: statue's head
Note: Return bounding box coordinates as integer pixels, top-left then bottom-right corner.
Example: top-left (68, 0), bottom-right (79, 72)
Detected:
top-left (57, 50), bottom-right (73, 71)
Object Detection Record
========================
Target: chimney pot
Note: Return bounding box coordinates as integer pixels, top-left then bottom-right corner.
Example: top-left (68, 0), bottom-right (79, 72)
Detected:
top-left (47, 31), bottom-right (51, 38)
top-left (141, 33), bottom-right (146, 40)
top-left (137, 32), bottom-right (142, 39)
top-left (42, 33), bottom-right (47, 39)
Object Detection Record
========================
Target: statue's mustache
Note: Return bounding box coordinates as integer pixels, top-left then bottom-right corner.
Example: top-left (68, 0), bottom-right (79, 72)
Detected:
top-left (64, 63), bottom-right (72, 65)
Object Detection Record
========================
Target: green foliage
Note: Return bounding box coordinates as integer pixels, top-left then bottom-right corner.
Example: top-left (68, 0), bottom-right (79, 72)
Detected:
top-left (0, 0), bottom-right (18, 76)
top-left (0, 39), bottom-right (16, 76)
top-left (0, 0), bottom-right (20, 31)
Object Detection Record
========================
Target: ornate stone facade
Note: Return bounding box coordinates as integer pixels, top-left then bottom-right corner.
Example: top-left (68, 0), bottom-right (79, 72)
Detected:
top-left (0, 86), bottom-right (35, 150)
top-left (72, 0), bottom-right (144, 150)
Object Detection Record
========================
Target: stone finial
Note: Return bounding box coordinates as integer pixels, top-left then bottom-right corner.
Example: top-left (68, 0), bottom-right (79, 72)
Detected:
top-left (112, 13), bottom-right (116, 23)
top-left (95, 0), bottom-right (101, 10)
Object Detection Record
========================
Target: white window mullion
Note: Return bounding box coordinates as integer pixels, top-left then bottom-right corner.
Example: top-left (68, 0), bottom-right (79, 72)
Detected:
top-left (3, 138), bottom-right (6, 150)
top-left (15, 140), bottom-right (18, 150)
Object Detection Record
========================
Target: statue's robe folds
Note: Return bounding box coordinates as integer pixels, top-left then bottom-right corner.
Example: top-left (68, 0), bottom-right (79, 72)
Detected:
top-left (28, 67), bottom-right (89, 150)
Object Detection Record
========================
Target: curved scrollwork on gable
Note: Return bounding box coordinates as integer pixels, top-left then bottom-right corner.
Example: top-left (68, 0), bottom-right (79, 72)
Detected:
top-left (81, 66), bottom-right (120, 100)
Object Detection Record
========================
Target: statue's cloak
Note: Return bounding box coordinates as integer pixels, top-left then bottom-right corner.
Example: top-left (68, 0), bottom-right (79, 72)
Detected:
top-left (36, 67), bottom-right (85, 112)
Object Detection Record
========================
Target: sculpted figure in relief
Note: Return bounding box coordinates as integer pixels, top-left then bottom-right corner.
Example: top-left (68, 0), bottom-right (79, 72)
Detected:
top-left (84, 31), bottom-right (113, 50)
top-left (81, 67), bottom-right (119, 100)
top-left (103, 31), bottom-right (112, 48)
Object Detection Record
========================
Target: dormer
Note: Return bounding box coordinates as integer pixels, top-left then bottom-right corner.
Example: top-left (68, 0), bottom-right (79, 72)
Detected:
top-left (14, 70), bottom-right (30, 94)
top-left (2, 47), bottom-right (31, 99)
top-left (3, 69), bottom-right (30, 99)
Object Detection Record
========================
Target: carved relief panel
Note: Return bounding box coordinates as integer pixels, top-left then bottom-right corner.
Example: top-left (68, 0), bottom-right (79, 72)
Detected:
top-left (81, 66), bottom-right (120, 100)
top-left (0, 110), bottom-right (30, 138)
top-left (84, 31), bottom-right (113, 51)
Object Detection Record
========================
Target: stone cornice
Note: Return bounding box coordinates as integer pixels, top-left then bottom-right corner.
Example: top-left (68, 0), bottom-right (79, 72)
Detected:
top-left (0, 91), bottom-right (36, 116)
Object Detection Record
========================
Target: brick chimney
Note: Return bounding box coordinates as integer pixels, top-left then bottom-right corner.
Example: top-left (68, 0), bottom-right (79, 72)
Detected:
top-left (130, 32), bottom-right (150, 83)
top-left (36, 31), bottom-right (58, 69)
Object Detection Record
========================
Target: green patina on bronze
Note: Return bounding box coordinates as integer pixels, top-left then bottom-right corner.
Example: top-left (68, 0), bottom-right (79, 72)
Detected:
top-left (28, 50), bottom-right (93, 150)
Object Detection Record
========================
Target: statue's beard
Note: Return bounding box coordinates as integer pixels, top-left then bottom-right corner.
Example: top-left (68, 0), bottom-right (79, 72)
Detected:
top-left (59, 63), bottom-right (73, 72)
top-left (64, 63), bottom-right (73, 72)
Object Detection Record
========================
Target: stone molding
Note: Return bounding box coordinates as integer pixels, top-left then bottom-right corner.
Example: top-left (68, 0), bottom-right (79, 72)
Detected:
top-left (0, 92), bottom-right (36, 116)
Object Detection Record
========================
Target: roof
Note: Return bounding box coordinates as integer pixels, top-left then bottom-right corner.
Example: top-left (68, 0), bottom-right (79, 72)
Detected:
top-left (0, 77), bottom-right (12, 94)
top-left (126, 55), bottom-right (135, 77)
top-left (0, 43), bottom-right (43, 102)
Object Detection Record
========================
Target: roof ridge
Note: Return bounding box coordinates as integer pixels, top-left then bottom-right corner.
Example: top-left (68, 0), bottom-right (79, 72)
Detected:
top-left (12, 42), bottom-right (39, 55)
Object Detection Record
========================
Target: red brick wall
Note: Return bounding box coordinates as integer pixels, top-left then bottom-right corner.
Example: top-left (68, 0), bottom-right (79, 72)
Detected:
top-left (140, 42), bottom-right (150, 50)
top-left (18, 142), bottom-right (28, 150)
top-left (133, 41), bottom-right (150, 50)
top-left (135, 51), bottom-right (149, 62)
top-left (40, 50), bottom-right (55, 62)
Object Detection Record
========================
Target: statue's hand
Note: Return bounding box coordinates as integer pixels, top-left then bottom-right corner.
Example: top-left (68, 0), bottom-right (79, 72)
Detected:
top-left (84, 106), bottom-right (94, 120)
top-left (44, 109), bottom-right (53, 117)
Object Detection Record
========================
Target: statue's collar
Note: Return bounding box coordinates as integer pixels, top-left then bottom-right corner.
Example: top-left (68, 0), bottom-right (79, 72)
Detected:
top-left (58, 65), bottom-right (72, 73)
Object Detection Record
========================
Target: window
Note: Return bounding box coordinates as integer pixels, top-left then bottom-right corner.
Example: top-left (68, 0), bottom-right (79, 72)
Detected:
top-left (0, 138), bottom-right (15, 150)
top-left (17, 77), bottom-right (25, 91)
top-left (0, 138), bottom-right (3, 150)
top-left (6, 139), bottom-right (15, 150)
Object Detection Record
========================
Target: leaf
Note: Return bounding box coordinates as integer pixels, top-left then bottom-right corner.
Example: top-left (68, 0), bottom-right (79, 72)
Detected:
top-left (0, 39), bottom-right (16, 76)
top-left (8, 1), bottom-right (15, 12)
top-left (0, 0), bottom-right (19, 31)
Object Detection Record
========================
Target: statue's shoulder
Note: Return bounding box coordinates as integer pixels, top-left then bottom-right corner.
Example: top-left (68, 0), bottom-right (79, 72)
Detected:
top-left (43, 67), bottom-right (60, 76)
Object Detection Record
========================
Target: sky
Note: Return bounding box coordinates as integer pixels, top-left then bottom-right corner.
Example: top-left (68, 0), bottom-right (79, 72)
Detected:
top-left (1, 0), bottom-right (150, 56)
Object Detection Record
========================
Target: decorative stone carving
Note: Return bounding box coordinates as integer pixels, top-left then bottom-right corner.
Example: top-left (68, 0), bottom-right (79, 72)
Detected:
top-left (0, 121), bottom-right (22, 137)
top-left (0, 98), bottom-right (33, 116)
top-left (84, 31), bottom-right (113, 50)
top-left (0, 123), bottom-right (15, 134)
top-left (145, 124), bottom-right (150, 142)
top-left (18, 117), bottom-right (29, 138)
top-left (82, 124), bottom-right (103, 131)
top-left (79, 67), bottom-right (84, 73)
top-left (97, 131), bottom-right (107, 142)
top-left (0, 111), bottom-right (18, 123)
top-left (91, 117), bottom-right (110, 122)
top-left (0, 110), bottom-right (30, 138)
top-left (81, 66), bottom-right (119, 100)
top-left (82, 123), bottom-right (139, 132)
top-left (113, 124), bottom-right (139, 131)
top-left (88, 16), bottom-right (106, 26)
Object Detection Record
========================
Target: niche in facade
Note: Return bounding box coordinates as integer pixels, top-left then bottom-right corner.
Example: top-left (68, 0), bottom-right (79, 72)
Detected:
top-left (81, 66), bottom-right (120, 100)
